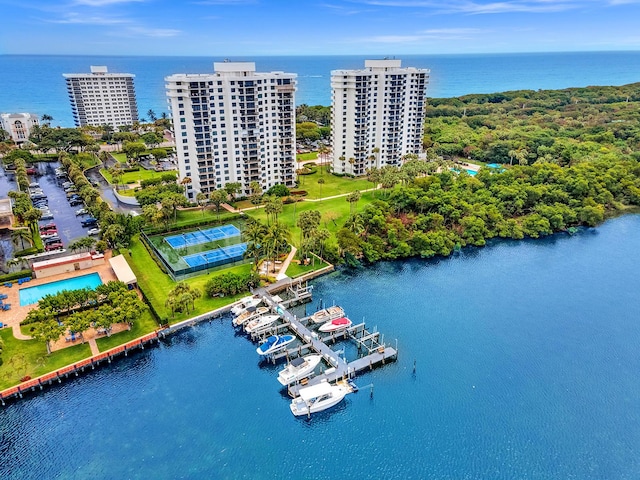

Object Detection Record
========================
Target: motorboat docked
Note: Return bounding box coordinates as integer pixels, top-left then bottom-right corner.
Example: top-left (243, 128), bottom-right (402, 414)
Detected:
top-left (310, 306), bottom-right (345, 324)
top-left (318, 317), bottom-right (352, 333)
top-left (233, 306), bottom-right (269, 327)
top-left (277, 354), bottom-right (323, 386)
top-left (289, 381), bottom-right (352, 416)
top-left (231, 295), bottom-right (262, 316)
top-left (244, 314), bottom-right (281, 334)
top-left (256, 334), bottom-right (295, 356)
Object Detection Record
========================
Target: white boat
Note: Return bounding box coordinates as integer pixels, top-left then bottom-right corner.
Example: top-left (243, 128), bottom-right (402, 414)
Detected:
top-left (310, 306), bottom-right (345, 324)
top-left (290, 381), bottom-right (352, 416)
top-left (256, 334), bottom-right (295, 356)
top-left (231, 295), bottom-right (262, 316)
top-left (233, 306), bottom-right (269, 327)
top-left (244, 314), bottom-right (281, 334)
top-left (318, 317), bottom-right (352, 333)
top-left (277, 354), bottom-right (323, 386)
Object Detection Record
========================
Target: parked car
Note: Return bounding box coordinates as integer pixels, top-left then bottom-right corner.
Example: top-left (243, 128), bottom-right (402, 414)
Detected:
top-left (40, 212), bottom-right (54, 220)
top-left (87, 228), bottom-right (101, 236)
top-left (75, 208), bottom-right (88, 216)
top-left (40, 222), bottom-right (56, 230)
top-left (81, 218), bottom-right (98, 227)
top-left (29, 182), bottom-right (40, 188)
top-left (41, 231), bottom-right (58, 239)
top-left (69, 199), bottom-right (83, 207)
top-left (30, 194), bottom-right (47, 200)
top-left (45, 243), bottom-right (63, 251)
top-left (26, 167), bottom-right (37, 175)
top-left (44, 237), bottom-right (62, 245)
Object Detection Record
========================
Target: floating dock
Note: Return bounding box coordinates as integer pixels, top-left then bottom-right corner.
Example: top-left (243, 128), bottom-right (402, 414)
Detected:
top-left (253, 287), bottom-right (397, 398)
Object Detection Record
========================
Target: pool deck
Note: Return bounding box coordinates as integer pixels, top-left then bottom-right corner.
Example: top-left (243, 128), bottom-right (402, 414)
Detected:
top-left (0, 250), bottom-right (118, 340)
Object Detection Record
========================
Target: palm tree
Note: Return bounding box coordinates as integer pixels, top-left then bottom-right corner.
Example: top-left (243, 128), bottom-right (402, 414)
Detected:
top-left (41, 114), bottom-right (53, 126)
top-left (346, 190), bottom-right (362, 215)
top-left (11, 227), bottom-right (33, 250)
top-left (243, 219), bottom-right (267, 270)
top-left (318, 144), bottom-right (329, 175)
top-left (263, 222), bottom-right (290, 274)
top-left (371, 147), bottom-right (380, 168)
top-left (196, 192), bottom-right (208, 216)
top-left (317, 177), bottom-right (325, 199)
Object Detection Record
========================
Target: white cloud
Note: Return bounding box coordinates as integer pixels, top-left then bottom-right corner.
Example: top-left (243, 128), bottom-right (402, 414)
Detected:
top-left (125, 26), bottom-right (181, 37)
top-left (73, 0), bottom-right (145, 5)
top-left (350, 0), bottom-right (591, 14)
top-left (48, 12), bottom-right (130, 24)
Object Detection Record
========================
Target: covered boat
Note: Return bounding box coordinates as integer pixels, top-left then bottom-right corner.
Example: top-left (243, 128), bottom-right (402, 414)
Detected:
top-left (256, 334), bottom-right (295, 356)
top-left (290, 381), bottom-right (352, 416)
top-left (310, 306), bottom-right (345, 324)
top-left (244, 314), bottom-right (281, 334)
top-left (277, 354), bottom-right (322, 386)
top-left (318, 317), bottom-right (352, 333)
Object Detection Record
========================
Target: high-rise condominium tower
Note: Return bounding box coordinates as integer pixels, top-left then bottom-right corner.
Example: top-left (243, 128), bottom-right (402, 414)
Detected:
top-left (165, 62), bottom-right (297, 200)
top-left (63, 66), bottom-right (138, 128)
top-left (330, 59), bottom-right (429, 175)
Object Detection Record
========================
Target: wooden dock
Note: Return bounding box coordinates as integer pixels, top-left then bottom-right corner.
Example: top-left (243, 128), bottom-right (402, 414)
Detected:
top-left (255, 288), bottom-right (398, 398)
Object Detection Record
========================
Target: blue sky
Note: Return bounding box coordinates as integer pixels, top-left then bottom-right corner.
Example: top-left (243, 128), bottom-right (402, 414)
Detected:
top-left (1, 0), bottom-right (640, 55)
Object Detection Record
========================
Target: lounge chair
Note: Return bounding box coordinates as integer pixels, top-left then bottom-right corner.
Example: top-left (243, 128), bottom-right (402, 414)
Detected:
top-left (2, 304), bottom-right (11, 311)
top-left (0, 294), bottom-right (8, 300)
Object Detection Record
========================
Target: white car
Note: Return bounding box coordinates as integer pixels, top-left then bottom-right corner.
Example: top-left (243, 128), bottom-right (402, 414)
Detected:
top-left (75, 208), bottom-right (88, 216)
top-left (87, 228), bottom-right (101, 236)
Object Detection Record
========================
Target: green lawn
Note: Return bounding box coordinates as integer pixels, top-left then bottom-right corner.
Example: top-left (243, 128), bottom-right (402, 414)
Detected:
top-left (95, 309), bottom-right (159, 351)
top-left (296, 170), bottom-right (372, 199)
top-left (125, 236), bottom-right (254, 323)
top-left (111, 153), bottom-right (128, 163)
top-left (246, 191), bottom-right (375, 245)
top-left (285, 257), bottom-right (331, 278)
top-left (296, 152), bottom-right (318, 162)
top-left (0, 328), bottom-right (92, 390)
top-left (100, 168), bottom-right (177, 185)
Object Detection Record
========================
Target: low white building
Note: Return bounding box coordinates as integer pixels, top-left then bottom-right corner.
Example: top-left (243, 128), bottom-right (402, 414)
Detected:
top-left (0, 113), bottom-right (40, 144)
top-left (32, 252), bottom-right (105, 279)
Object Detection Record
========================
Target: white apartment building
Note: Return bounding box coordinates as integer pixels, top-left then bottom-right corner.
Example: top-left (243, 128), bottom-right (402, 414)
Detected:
top-left (0, 113), bottom-right (39, 144)
top-left (331, 59), bottom-right (429, 175)
top-left (63, 66), bottom-right (138, 128)
top-left (165, 62), bottom-right (297, 200)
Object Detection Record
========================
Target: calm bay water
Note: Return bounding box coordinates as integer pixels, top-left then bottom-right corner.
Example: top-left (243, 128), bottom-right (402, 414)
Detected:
top-left (1, 51), bottom-right (640, 127)
top-left (2, 215), bottom-right (640, 479)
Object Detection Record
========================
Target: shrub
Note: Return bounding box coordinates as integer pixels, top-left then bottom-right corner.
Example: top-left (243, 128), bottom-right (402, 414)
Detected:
top-left (0, 270), bottom-right (32, 283)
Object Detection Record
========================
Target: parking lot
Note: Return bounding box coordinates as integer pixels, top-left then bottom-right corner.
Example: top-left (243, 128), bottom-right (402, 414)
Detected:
top-left (29, 161), bottom-right (97, 247)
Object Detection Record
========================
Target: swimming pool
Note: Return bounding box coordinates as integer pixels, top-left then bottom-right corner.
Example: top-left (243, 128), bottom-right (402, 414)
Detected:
top-left (19, 272), bottom-right (103, 306)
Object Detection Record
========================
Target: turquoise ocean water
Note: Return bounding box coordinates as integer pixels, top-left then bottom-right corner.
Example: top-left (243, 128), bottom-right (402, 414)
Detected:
top-left (1, 215), bottom-right (640, 479)
top-left (1, 51), bottom-right (640, 127)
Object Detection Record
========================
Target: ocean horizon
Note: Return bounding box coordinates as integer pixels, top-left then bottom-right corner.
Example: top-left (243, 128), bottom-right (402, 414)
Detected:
top-left (1, 50), bottom-right (640, 127)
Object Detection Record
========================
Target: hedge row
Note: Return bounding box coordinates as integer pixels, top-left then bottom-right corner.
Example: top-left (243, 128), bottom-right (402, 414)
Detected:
top-left (0, 270), bottom-right (32, 283)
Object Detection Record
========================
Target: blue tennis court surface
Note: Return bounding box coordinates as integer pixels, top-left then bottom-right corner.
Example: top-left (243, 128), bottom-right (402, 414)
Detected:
top-left (165, 225), bottom-right (241, 249)
top-left (183, 243), bottom-right (247, 268)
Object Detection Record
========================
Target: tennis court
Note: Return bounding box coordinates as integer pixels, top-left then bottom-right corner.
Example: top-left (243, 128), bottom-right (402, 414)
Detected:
top-left (165, 224), bottom-right (241, 249)
top-left (183, 243), bottom-right (248, 268)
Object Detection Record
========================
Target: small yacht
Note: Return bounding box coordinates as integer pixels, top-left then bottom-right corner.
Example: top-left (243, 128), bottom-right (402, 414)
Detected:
top-left (277, 354), bottom-right (323, 386)
top-left (244, 314), bottom-right (280, 334)
top-left (256, 334), bottom-right (295, 356)
top-left (290, 381), bottom-right (352, 416)
top-left (310, 306), bottom-right (345, 324)
top-left (233, 306), bottom-right (269, 327)
top-left (318, 317), bottom-right (352, 333)
top-left (231, 295), bottom-right (262, 316)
